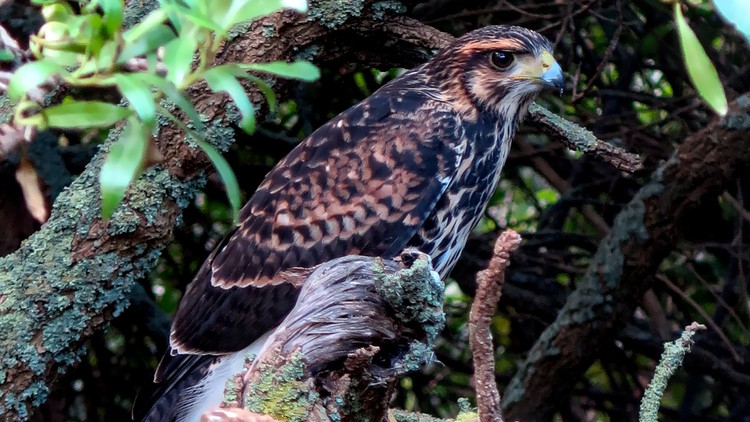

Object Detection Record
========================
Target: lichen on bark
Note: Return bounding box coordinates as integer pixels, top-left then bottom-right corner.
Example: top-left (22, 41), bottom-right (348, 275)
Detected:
top-left (0, 130), bottom-right (204, 418)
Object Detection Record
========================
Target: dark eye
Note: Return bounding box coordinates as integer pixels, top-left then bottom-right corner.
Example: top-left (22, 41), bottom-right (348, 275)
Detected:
top-left (490, 51), bottom-right (514, 69)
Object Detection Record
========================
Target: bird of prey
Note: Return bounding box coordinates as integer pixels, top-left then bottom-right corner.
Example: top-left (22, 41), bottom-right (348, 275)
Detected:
top-left (135, 24), bottom-right (563, 421)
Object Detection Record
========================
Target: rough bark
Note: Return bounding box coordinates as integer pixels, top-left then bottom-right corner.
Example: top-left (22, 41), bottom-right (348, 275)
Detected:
top-left (503, 95), bottom-right (750, 420)
top-left (469, 230), bottom-right (522, 422)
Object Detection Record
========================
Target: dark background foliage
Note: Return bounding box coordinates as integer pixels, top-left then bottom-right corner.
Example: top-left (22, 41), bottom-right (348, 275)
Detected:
top-left (2, 0), bottom-right (749, 420)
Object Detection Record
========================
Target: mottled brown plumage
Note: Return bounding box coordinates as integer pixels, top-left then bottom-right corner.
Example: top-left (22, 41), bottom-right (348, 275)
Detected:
top-left (137, 25), bottom-right (563, 422)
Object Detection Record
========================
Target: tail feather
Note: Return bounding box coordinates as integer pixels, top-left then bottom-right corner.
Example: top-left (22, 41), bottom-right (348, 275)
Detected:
top-left (134, 333), bottom-right (272, 422)
top-left (132, 353), bottom-right (215, 422)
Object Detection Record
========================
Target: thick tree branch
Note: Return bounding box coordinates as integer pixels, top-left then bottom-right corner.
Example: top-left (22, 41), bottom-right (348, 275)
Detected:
top-left (503, 95), bottom-right (750, 420)
top-left (203, 250), bottom-right (445, 422)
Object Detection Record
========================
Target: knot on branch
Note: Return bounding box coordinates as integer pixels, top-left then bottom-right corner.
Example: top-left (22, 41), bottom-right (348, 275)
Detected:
top-left (211, 249), bottom-right (445, 422)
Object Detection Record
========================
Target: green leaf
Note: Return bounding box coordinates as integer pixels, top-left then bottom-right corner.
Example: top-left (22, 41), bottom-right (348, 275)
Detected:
top-left (99, 0), bottom-right (124, 37)
top-left (115, 74), bottom-right (156, 124)
top-left (243, 60), bottom-right (320, 82)
top-left (675, 3), bottom-right (728, 116)
top-left (96, 40), bottom-right (118, 70)
top-left (174, 5), bottom-right (224, 33)
top-left (7, 61), bottom-right (66, 102)
top-left (714, 0), bottom-right (750, 45)
top-left (75, 14), bottom-right (106, 58)
top-left (43, 101), bottom-right (131, 128)
top-left (100, 117), bottom-right (149, 219)
top-left (123, 9), bottom-right (168, 43)
top-left (118, 24), bottom-right (176, 64)
top-left (201, 63), bottom-right (277, 111)
top-left (195, 139), bottom-right (241, 224)
top-left (75, 40), bottom-right (117, 74)
top-left (204, 66), bottom-right (256, 133)
top-left (135, 72), bottom-right (205, 132)
top-left (68, 14), bottom-right (100, 40)
top-left (41, 3), bottom-right (74, 22)
top-left (32, 0), bottom-right (61, 5)
top-left (0, 49), bottom-right (14, 61)
top-left (244, 74), bottom-right (277, 112)
top-left (163, 37), bottom-right (197, 87)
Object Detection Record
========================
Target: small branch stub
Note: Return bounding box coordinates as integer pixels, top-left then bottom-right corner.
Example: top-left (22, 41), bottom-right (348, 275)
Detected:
top-left (469, 230), bottom-right (522, 422)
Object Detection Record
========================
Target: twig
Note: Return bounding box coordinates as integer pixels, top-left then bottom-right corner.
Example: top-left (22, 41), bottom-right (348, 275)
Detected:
top-left (656, 274), bottom-right (742, 363)
top-left (528, 103), bottom-right (643, 173)
top-left (515, 139), bottom-right (611, 235)
top-left (469, 229), bottom-right (522, 422)
top-left (639, 322), bottom-right (706, 422)
top-left (721, 192), bottom-right (750, 224)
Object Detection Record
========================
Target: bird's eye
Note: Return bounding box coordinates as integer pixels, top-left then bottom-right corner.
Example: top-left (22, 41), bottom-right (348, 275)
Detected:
top-left (490, 51), bottom-right (514, 69)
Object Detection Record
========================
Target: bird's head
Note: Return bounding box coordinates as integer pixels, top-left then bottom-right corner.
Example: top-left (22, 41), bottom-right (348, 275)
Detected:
top-left (429, 25), bottom-right (563, 119)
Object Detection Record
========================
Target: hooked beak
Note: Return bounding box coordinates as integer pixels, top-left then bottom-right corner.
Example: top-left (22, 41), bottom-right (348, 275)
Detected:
top-left (541, 60), bottom-right (564, 91)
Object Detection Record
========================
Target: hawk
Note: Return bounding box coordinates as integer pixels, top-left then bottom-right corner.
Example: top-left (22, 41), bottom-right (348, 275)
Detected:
top-left (136, 25), bottom-right (563, 421)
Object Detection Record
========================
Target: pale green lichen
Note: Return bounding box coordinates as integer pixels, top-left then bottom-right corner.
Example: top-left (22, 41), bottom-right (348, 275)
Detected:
top-left (295, 45), bottom-right (320, 62)
top-left (307, 0), bottom-right (365, 29)
top-left (455, 412), bottom-right (478, 422)
top-left (0, 105), bottom-right (211, 419)
top-left (243, 351), bottom-right (318, 422)
top-left (639, 323), bottom-right (705, 422)
top-left (260, 22), bottom-right (277, 38)
top-left (449, 398), bottom-right (478, 422)
top-left (227, 21), bottom-right (254, 41)
top-left (389, 409), bottom-right (448, 422)
top-left (223, 377), bottom-right (239, 404)
top-left (340, 386), bottom-right (365, 420)
top-left (722, 94), bottom-right (750, 130)
top-left (373, 255), bottom-right (445, 342)
top-left (0, 94), bottom-right (11, 122)
top-left (371, 1), bottom-right (406, 20)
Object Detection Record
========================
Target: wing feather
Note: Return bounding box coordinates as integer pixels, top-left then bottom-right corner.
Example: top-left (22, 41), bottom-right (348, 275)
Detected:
top-left (169, 90), bottom-right (461, 355)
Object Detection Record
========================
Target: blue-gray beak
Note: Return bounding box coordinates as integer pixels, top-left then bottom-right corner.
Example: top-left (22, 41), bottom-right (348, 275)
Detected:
top-left (541, 61), bottom-right (564, 91)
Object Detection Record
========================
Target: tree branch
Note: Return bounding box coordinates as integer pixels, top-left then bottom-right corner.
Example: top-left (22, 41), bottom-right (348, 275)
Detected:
top-left (203, 250), bottom-right (445, 422)
top-left (639, 322), bottom-right (706, 422)
top-left (528, 103), bottom-right (643, 173)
